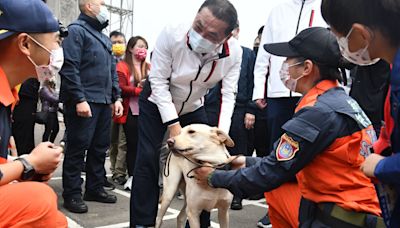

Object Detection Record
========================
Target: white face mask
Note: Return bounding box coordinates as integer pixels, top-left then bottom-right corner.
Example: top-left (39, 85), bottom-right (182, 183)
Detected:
top-left (27, 35), bottom-right (64, 82)
top-left (336, 28), bottom-right (380, 66)
top-left (188, 28), bottom-right (219, 54)
top-left (96, 5), bottom-right (109, 24)
top-left (279, 62), bottom-right (305, 92)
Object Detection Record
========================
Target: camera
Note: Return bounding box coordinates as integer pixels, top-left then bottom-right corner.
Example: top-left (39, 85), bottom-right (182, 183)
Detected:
top-left (58, 20), bottom-right (68, 38)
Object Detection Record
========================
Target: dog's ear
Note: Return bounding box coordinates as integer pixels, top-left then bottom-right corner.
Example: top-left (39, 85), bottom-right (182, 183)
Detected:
top-left (212, 128), bottom-right (235, 147)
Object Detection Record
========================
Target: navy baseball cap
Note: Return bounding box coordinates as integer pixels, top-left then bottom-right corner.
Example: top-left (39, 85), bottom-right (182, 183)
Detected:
top-left (264, 27), bottom-right (341, 68)
top-left (0, 0), bottom-right (59, 40)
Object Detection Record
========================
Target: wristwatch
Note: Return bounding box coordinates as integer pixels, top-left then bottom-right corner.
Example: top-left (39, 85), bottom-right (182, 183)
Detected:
top-left (15, 157), bottom-right (35, 180)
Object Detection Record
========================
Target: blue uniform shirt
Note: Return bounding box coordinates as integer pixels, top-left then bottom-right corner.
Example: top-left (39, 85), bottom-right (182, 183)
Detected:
top-left (374, 48), bottom-right (400, 228)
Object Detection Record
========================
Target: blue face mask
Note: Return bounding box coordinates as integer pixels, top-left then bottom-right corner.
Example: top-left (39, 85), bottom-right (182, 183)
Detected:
top-left (96, 5), bottom-right (109, 24)
top-left (188, 28), bottom-right (219, 54)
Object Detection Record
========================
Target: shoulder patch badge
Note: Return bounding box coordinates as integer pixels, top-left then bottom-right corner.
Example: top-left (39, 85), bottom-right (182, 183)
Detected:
top-left (276, 134), bottom-right (299, 161)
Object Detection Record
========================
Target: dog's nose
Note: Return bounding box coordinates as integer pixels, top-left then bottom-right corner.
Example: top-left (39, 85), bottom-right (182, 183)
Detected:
top-left (167, 138), bottom-right (175, 148)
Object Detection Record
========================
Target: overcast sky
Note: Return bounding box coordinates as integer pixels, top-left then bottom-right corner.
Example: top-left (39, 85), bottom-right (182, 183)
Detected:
top-left (106, 0), bottom-right (288, 50)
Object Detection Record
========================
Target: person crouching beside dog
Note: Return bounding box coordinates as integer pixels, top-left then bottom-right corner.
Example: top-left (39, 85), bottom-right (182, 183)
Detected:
top-left (195, 27), bottom-right (384, 228)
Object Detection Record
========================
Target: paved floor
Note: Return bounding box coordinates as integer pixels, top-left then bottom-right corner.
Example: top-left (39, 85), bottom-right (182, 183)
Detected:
top-left (36, 124), bottom-right (269, 228)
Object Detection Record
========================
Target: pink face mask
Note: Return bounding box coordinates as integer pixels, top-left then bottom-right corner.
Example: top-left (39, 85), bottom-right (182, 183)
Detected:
top-left (134, 48), bottom-right (147, 61)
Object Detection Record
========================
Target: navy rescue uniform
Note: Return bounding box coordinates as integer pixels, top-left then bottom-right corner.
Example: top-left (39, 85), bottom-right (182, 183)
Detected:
top-left (210, 80), bottom-right (384, 228)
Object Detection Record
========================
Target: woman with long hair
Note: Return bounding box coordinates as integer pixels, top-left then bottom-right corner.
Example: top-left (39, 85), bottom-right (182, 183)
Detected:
top-left (116, 36), bottom-right (150, 190)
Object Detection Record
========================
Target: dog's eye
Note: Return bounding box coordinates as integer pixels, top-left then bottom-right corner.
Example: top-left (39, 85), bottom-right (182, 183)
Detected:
top-left (188, 130), bottom-right (196, 134)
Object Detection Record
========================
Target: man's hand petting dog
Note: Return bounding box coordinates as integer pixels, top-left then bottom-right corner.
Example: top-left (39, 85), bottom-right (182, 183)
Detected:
top-left (194, 156), bottom-right (246, 187)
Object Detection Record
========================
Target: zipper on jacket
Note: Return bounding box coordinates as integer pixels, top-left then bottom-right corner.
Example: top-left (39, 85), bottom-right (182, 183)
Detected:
top-left (203, 61), bottom-right (217, 82)
top-left (178, 65), bottom-right (202, 115)
top-left (295, 0), bottom-right (306, 35)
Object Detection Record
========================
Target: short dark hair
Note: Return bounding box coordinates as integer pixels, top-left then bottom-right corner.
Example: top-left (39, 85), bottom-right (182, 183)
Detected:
top-left (294, 57), bottom-right (344, 83)
top-left (321, 0), bottom-right (400, 47)
top-left (109, 30), bottom-right (125, 39)
top-left (198, 0), bottom-right (238, 36)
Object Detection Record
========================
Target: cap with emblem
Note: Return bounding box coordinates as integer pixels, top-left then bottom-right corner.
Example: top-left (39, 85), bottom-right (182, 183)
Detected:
top-left (264, 27), bottom-right (342, 68)
top-left (0, 0), bottom-right (59, 40)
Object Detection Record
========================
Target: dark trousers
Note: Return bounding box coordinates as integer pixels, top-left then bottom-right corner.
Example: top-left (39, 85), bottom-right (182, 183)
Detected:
top-left (253, 117), bottom-right (268, 157)
top-left (123, 110), bottom-right (138, 176)
top-left (206, 106), bottom-right (251, 156)
top-left (12, 99), bottom-right (36, 155)
top-left (62, 103), bottom-right (111, 199)
top-left (228, 106), bottom-right (251, 156)
top-left (42, 111), bottom-right (59, 143)
top-left (265, 97), bottom-right (299, 153)
top-left (130, 96), bottom-right (210, 227)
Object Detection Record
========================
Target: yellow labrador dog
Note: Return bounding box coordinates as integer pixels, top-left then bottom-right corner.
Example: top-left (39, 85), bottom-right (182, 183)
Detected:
top-left (155, 124), bottom-right (234, 228)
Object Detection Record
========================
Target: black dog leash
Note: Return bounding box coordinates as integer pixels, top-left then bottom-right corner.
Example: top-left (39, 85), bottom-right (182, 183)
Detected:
top-left (163, 149), bottom-right (241, 179)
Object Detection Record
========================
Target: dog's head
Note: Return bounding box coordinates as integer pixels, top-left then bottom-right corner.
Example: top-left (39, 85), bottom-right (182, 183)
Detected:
top-left (167, 124), bottom-right (234, 158)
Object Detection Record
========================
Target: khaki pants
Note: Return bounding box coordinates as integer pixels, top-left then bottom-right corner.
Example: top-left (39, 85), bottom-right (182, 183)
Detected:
top-left (110, 121), bottom-right (127, 178)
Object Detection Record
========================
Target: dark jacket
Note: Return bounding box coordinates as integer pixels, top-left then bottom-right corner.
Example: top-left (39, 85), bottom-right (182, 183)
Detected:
top-left (373, 49), bottom-right (400, 228)
top-left (39, 86), bottom-right (59, 113)
top-left (350, 59), bottom-right (390, 132)
top-left (205, 46), bottom-right (257, 114)
top-left (18, 78), bottom-right (40, 101)
top-left (60, 13), bottom-right (120, 105)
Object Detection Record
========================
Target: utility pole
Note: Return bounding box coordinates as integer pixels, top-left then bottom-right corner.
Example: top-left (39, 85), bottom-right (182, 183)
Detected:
top-left (106, 0), bottom-right (134, 37)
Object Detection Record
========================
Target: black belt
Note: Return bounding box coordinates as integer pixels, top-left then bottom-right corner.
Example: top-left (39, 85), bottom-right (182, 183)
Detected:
top-left (316, 203), bottom-right (385, 228)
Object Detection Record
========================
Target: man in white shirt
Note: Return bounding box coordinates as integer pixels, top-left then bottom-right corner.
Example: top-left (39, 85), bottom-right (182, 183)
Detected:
top-left (130, 0), bottom-right (242, 227)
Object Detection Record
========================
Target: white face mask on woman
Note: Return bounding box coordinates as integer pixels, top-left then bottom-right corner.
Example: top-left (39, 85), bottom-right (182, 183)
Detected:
top-left (336, 28), bottom-right (379, 66)
top-left (188, 28), bottom-right (219, 54)
top-left (279, 62), bottom-right (305, 92)
top-left (26, 35), bottom-right (64, 82)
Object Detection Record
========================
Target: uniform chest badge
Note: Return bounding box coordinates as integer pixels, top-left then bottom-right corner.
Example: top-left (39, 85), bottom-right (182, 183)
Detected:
top-left (276, 134), bottom-right (299, 161)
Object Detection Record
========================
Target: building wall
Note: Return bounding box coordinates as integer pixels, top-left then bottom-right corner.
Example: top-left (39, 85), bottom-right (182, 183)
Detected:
top-left (46, 0), bottom-right (79, 25)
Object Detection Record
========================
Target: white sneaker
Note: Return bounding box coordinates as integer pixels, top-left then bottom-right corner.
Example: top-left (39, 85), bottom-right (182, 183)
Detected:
top-left (124, 176), bottom-right (133, 191)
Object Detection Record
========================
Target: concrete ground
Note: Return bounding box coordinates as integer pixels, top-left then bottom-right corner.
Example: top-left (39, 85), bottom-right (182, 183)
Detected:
top-left (35, 123), bottom-right (269, 228)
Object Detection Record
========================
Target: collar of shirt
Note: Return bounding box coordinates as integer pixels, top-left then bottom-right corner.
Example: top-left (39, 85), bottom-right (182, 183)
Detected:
top-left (79, 13), bottom-right (108, 31)
top-left (295, 79), bottom-right (339, 112)
top-left (0, 67), bottom-right (19, 107)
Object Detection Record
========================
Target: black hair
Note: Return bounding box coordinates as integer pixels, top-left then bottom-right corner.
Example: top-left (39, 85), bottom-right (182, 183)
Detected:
top-left (294, 57), bottom-right (345, 83)
top-left (109, 30), bottom-right (125, 39)
top-left (321, 0), bottom-right (400, 47)
top-left (198, 0), bottom-right (238, 36)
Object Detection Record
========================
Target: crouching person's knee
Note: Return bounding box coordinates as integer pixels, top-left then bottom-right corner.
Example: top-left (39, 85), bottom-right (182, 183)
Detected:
top-left (0, 182), bottom-right (67, 228)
